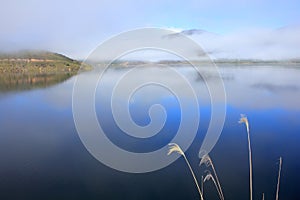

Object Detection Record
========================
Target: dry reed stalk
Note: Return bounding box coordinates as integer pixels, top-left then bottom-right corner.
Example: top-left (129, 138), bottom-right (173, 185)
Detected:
top-left (203, 171), bottom-right (223, 200)
top-left (200, 155), bottom-right (224, 200)
top-left (276, 157), bottom-right (283, 200)
top-left (201, 175), bottom-right (204, 197)
top-left (239, 114), bottom-right (253, 200)
top-left (168, 143), bottom-right (204, 200)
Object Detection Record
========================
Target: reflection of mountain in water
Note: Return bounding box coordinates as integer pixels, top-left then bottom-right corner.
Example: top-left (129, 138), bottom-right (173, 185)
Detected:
top-left (0, 50), bottom-right (92, 92)
top-left (251, 83), bottom-right (300, 92)
top-left (0, 72), bottom-right (75, 92)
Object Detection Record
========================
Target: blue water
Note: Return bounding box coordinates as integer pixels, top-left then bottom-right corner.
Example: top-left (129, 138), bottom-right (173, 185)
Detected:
top-left (0, 66), bottom-right (299, 200)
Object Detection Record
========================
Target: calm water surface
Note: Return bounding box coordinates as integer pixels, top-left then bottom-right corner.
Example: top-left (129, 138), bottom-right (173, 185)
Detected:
top-left (0, 65), bottom-right (299, 200)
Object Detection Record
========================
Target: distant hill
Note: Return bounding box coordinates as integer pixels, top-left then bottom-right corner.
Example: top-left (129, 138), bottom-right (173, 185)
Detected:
top-left (0, 50), bottom-right (91, 74)
top-left (0, 50), bottom-right (92, 92)
top-left (0, 50), bottom-right (74, 61)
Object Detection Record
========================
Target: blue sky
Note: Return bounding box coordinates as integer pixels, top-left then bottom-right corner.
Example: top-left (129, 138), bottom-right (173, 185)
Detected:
top-left (0, 0), bottom-right (299, 59)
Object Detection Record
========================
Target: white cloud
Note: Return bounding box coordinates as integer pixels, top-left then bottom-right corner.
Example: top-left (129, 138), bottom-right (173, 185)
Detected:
top-left (98, 26), bottom-right (300, 61)
top-left (185, 26), bottom-right (300, 60)
top-left (0, 0), bottom-right (299, 60)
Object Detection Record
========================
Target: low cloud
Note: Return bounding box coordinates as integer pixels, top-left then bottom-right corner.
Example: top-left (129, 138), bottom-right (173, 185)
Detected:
top-left (183, 26), bottom-right (300, 60)
top-left (0, 0), bottom-right (299, 60)
top-left (0, 0), bottom-right (299, 61)
top-left (115, 26), bottom-right (300, 61)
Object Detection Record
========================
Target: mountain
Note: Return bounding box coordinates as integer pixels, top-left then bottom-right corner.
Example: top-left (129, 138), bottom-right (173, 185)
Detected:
top-left (0, 50), bottom-right (92, 92)
top-left (0, 50), bottom-right (90, 74)
top-left (0, 50), bottom-right (74, 61)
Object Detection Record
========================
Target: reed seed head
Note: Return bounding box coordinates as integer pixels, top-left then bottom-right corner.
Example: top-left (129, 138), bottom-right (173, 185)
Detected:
top-left (239, 114), bottom-right (250, 134)
top-left (239, 114), bottom-right (248, 125)
top-left (203, 171), bottom-right (213, 183)
top-left (168, 143), bottom-right (184, 156)
top-left (199, 154), bottom-right (212, 167)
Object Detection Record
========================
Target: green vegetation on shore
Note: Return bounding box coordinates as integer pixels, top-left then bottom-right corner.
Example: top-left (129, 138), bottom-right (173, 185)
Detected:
top-left (0, 50), bottom-right (91, 74)
top-left (0, 50), bottom-right (91, 92)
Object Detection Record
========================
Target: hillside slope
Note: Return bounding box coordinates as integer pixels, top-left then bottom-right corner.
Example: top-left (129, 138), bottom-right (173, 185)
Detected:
top-left (0, 50), bottom-right (86, 73)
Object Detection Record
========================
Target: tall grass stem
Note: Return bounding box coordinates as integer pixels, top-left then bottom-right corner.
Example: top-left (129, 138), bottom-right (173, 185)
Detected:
top-left (276, 157), bottom-right (282, 200)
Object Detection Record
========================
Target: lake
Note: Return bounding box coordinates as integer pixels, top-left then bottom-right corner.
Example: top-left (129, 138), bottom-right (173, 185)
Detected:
top-left (0, 65), bottom-right (299, 200)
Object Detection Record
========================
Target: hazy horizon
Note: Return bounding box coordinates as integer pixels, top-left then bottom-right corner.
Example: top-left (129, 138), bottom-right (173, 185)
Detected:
top-left (1, 0), bottom-right (299, 60)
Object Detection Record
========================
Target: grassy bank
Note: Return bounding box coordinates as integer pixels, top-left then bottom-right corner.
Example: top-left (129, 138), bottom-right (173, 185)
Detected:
top-left (0, 50), bottom-right (91, 92)
top-left (0, 50), bottom-right (88, 74)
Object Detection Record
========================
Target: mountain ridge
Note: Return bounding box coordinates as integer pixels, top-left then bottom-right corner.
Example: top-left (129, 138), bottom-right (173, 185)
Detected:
top-left (0, 50), bottom-right (91, 74)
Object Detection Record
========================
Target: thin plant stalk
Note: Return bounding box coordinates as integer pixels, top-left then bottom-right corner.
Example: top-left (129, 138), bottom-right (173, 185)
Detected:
top-left (239, 115), bottom-right (253, 200)
top-left (201, 175), bottom-right (204, 197)
top-left (200, 155), bottom-right (224, 200)
top-left (203, 171), bottom-right (223, 200)
top-left (183, 154), bottom-right (204, 200)
top-left (276, 157), bottom-right (283, 200)
top-left (209, 158), bottom-right (224, 200)
top-left (168, 143), bottom-right (204, 200)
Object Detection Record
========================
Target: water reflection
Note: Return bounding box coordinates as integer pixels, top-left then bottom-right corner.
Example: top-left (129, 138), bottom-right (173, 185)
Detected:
top-left (0, 72), bottom-right (75, 92)
top-left (0, 65), bottom-right (299, 200)
top-left (92, 65), bottom-right (300, 110)
top-left (251, 83), bottom-right (300, 92)
top-left (218, 66), bottom-right (300, 110)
